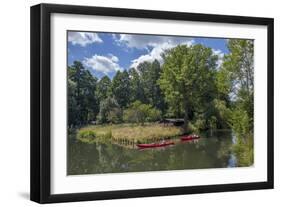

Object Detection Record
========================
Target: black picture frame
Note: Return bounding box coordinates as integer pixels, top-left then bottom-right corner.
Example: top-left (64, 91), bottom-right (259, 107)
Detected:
top-left (30, 3), bottom-right (274, 204)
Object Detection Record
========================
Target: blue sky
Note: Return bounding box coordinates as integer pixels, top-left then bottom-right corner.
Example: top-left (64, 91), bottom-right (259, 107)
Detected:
top-left (67, 31), bottom-right (229, 79)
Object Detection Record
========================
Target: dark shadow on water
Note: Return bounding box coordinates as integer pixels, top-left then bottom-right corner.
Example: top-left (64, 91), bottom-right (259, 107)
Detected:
top-left (18, 192), bottom-right (29, 200)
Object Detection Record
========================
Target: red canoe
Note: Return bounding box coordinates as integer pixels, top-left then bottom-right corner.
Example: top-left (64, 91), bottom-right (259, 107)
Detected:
top-left (137, 141), bottom-right (174, 148)
top-left (181, 134), bottom-right (200, 141)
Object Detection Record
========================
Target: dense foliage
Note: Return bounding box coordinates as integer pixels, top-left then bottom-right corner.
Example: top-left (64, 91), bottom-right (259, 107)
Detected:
top-left (159, 44), bottom-right (219, 132)
top-left (68, 40), bottom-right (254, 166)
top-left (220, 39), bottom-right (254, 166)
top-left (123, 101), bottom-right (161, 125)
top-left (68, 61), bottom-right (99, 127)
top-left (68, 59), bottom-right (167, 127)
top-left (68, 41), bottom-right (253, 140)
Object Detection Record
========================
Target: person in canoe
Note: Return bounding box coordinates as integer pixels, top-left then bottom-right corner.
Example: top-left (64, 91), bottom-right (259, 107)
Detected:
top-left (181, 134), bottom-right (200, 141)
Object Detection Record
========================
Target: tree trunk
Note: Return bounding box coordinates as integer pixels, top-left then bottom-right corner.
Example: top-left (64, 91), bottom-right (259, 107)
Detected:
top-left (183, 100), bottom-right (189, 134)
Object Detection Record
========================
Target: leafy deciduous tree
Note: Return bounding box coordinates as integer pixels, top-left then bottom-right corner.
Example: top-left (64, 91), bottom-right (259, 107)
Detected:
top-left (159, 44), bottom-right (218, 132)
top-left (97, 97), bottom-right (122, 124)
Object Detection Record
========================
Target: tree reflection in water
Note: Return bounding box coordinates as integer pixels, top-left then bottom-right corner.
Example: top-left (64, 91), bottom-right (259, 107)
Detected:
top-left (67, 130), bottom-right (239, 175)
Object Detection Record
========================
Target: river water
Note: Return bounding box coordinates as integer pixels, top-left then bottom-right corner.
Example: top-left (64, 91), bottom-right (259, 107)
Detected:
top-left (67, 130), bottom-right (237, 175)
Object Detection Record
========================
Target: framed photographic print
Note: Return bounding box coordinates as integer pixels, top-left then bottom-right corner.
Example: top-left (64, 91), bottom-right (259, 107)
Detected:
top-left (30, 3), bottom-right (274, 203)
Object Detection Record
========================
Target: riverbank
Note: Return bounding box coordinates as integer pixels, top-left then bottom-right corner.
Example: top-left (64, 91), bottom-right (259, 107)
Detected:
top-left (77, 123), bottom-right (183, 145)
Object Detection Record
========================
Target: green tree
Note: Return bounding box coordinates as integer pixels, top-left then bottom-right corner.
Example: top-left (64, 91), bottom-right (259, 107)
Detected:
top-left (96, 75), bottom-right (111, 102)
top-left (67, 61), bottom-right (99, 127)
top-left (97, 97), bottom-right (122, 124)
top-left (159, 44), bottom-right (218, 133)
top-left (67, 79), bottom-right (79, 127)
top-left (111, 70), bottom-right (131, 108)
top-left (220, 39), bottom-right (254, 167)
top-left (222, 39), bottom-right (254, 132)
top-left (123, 101), bottom-right (161, 125)
top-left (135, 60), bottom-right (166, 112)
top-left (147, 60), bottom-right (166, 111)
top-left (136, 62), bottom-right (151, 104)
top-left (128, 68), bottom-right (145, 103)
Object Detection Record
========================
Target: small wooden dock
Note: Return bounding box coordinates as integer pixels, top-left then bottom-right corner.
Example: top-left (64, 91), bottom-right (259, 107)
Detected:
top-left (159, 118), bottom-right (184, 126)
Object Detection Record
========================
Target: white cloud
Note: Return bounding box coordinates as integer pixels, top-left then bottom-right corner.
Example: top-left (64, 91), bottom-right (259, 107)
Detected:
top-left (68, 32), bottom-right (103, 47)
top-left (130, 43), bottom-right (169, 68)
top-left (83, 54), bottom-right (123, 75)
top-left (114, 34), bottom-right (194, 68)
top-left (129, 38), bottom-right (194, 68)
top-left (108, 53), bottom-right (119, 62)
top-left (116, 34), bottom-right (192, 50)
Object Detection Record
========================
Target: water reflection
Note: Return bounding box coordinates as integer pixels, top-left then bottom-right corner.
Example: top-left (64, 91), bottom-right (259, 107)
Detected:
top-left (67, 130), bottom-right (237, 175)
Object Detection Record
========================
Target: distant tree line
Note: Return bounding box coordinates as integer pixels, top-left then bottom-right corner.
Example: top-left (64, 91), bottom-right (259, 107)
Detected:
top-left (68, 58), bottom-right (166, 127)
top-left (68, 40), bottom-right (253, 137)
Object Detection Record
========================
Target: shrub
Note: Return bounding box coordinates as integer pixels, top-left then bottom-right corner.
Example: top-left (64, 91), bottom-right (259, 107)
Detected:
top-left (78, 130), bottom-right (96, 139)
top-left (147, 108), bottom-right (161, 122)
top-left (123, 101), bottom-right (161, 124)
top-left (193, 115), bottom-right (206, 131)
top-left (123, 108), bottom-right (137, 123)
top-left (230, 109), bottom-right (251, 136)
top-left (187, 122), bottom-right (198, 133)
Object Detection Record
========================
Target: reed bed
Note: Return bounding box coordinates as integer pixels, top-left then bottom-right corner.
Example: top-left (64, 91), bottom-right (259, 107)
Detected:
top-left (77, 123), bottom-right (182, 145)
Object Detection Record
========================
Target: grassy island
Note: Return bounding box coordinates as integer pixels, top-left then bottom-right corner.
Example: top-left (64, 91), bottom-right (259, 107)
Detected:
top-left (77, 123), bottom-right (182, 145)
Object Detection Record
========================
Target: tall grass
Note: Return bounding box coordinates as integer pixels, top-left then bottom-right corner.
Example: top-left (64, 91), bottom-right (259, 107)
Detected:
top-left (77, 123), bottom-right (182, 144)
